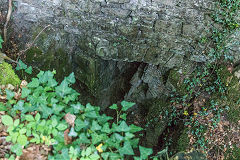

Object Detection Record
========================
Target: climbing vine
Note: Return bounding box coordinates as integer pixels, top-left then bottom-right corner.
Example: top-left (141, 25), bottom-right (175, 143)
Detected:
top-left (167, 0), bottom-right (240, 159)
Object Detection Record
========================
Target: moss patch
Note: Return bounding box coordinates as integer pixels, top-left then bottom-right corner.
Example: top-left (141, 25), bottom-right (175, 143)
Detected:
top-left (168, 69), bottom-right (187, 96)
top-left (176, 128), bottom-right (190, 152)
top-left (0, 62), bottom-right (20, 86)
top-left (217, 65), bottom-right (240, 123)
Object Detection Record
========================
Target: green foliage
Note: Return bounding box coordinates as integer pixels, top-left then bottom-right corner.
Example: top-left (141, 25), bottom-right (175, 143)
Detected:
top-left (1, 67), bottom-right (153, 159)
top-left (0, 35), bottom-right (3, 49)
top-left (168, 0), bottom-right (240, 157)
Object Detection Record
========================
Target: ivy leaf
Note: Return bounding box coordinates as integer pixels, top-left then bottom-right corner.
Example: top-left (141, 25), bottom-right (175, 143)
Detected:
top-left (1, 115), bottom-right (13, 126)
top-left (48, 78), bottom-right (58, 87)
top-left (119, 141), bottom-right (134, 155)
top-left (11, 144), bottom-right (23, 156)
top-left (109, 153), bottom-right (121, 159)
top-left (139, 146), bottom-right (153, 159)
top-left (21, 88), bottom-right (31, 98)
top-left (25, 115), bottom-right (35, 122)
top-left (120, 113), bottom-right (127, 121)
top-left (66, 72), bottom-right (76, 84)
top-left (6, 89), bottom-right (15, 100)
top-left (35, 113), bottom-right (41, 122)
top-left (77, 133), bottom-right (90, 144)
top-left (55, 79), bottom-right (72, 97)
top-left (27, 78), bottom-right (39, 88)
top-left (71, 103), bottom-right (84, 114)
top-left (16, 60), bottom-right (27, 70)
top-left (17, 135), bottom-right (28, 146)
top-left (109, 104), bottom-right (118, 110)
top-left (117, 121), bottom-right (130, 132)
top-left (39, 71), bottom-right (54, 84)
top-left (75, 119), bottom-right (88, 131)
top-left (90, 120), bottom-right (102, 131)
top-left (121, 101), bottom-right (135, 111)
top-left (51, 118), bottom-right (58, 127)
top-left (25, 66), bottom-right (32, 74)
top-left (102, 123), bottom-right (111, 134)
top-left (97, 114), bottom-right (113, 124)
top-left (14, 119), bottom-right (20, 127)
top-left (0, 102), bottom-right (7, 111)
top-left (129, 124), bottom-right (143, 133)
top-left (57, 123), bottom-right (68, 131)
top-left (91, 133), bottom-right (103, 144)
top-left (101, 152), bottom-right (110, 160)
top-left (68, 127), bottom-right (78, 137)
top-left (13, 100), bottom-right (24, 111)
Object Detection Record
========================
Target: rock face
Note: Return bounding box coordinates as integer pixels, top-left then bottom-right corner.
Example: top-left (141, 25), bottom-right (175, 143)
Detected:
top-left (0, 0), bottom-right (239, 148)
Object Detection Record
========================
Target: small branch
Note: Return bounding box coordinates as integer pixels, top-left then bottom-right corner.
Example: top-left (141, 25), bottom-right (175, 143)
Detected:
top-left (17, 24), bottom-right (51, 59)
top-left (3, 0), bottom-right (12, 43)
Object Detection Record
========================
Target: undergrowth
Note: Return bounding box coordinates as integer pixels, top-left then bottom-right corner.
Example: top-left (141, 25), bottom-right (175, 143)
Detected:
top-left (166, 0), bottom-right (240, 159)
top-left (0, 61), bottom-right (155, 160)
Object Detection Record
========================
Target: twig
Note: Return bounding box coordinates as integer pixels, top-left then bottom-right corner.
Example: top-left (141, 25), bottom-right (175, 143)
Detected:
top-left (3, 0), bottom-right (12, 43)
top-left (17, 24), bottom-right (51, 59)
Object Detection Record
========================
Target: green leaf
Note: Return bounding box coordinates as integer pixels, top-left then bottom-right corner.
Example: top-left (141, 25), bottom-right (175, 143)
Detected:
top-left (125, 132), bottom-right (135, 139)
top-left (13, 100), bottom-right (24, 111)
top-left (91, 133), bottom-right (103, 144)
top-left (121, 101), bottom-right (135, 111)
top-left (51, 118), bottom-right (58, 127)
top-left (21, 88), bottom-right (31, 98)
top-left (35, 113), bottom-right (41, 121)
top-left (85, 147), bottom-right (92, 156)
top-left (90, 120), bottom-right (102, 131)
top-left (6, 89), bottom-right (15, 100)
top-left (75, 119), bottom-right (88, 131)
top-left (117, 121), bottom-right (130, 132)
top-left (1, 115), bottom-right (13, 126)
top-left (130, 138), bottom-right (139, 148)
top-left (39, 71), bottom-right (54, 84)
top-left (25, 115), bottom-right (35, 122)
top-left (25, 66), bottom-right (32, 74)
top-left (48, 78), bottom-right (58, 87)
top-left (119, 141), bottom-right (134, 156)
top-left (102, 123), bottom-right (111, 134)
top-left (57, 123), bottom-right (68, 131)
top-left (109, 104), bottom-right (118, 110)
top-left (97, 114), bottom-right (113, 124)
top-left (89, 153), bottom-right (100, 160)
top-left (139, 146), bottom-right (153, 159)
top-left (68, 127), bottom-right (78, 137)
top-left (16, 60), bottom-right (27, 70)
top-left (17, 135), bottom-right (28, 146)
top-left (120, 113), bottom-right (127, 121)
top-left (129, 124), bottom-right (143, 133)
top-left (109, 153), bottom-right (121, 159)
top-left (71, 103), bottom-right (84, 114)
top-left (77, 133), bottom-right (90, 144)
top-left (66, 72), bottom-right (76, 84)
top-left (101, 152), bottom-right (110, 160)
top-left (55, 79), bottom-right (72, 97)
top-left (14, 119), bottom-right (20, 127)
top-left (0, 35), bottom-right (3, 49)
top-left (0, 102), bottom-right (7, 111)
top-left (19, 128), bottom-right (27, 134)
top-left (27, 78), bottom-right (39, 88)
top-left (113, 133), bottom-right (124, 141)
top-left (11, 144), bottom-right (23, 156)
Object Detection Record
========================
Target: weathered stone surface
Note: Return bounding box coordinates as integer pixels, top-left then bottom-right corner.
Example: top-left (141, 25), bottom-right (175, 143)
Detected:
top-left (1, 0), bottom-right (230, 67)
